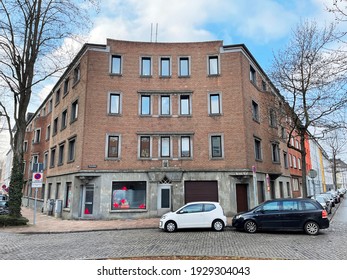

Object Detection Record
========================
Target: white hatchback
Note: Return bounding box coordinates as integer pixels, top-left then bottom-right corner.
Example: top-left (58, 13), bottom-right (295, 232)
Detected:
top-left (159, 201), bottom-right (227, 232)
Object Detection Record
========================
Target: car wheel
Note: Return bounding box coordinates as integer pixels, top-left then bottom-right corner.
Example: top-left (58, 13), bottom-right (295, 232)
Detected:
top-left (165, 221), bottom-right (177, 232)
top-left (244, 220), bottom-right (257, 233)
top-left (304, 221), bottom-right (319, 235)
top-left (212, 219), bottom-right (224, 231)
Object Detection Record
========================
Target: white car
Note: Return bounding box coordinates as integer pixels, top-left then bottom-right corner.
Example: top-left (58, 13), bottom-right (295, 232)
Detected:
top-left (159, 201), bottom-right (227, 232)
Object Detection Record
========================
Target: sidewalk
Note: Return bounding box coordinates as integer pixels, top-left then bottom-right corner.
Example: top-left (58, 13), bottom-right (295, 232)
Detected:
top-left (1, 207), bottom-right (160, 234)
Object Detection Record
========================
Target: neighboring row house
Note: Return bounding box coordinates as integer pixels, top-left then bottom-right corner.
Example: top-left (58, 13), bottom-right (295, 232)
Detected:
top-left (22, 39), bottom-right (303, 219)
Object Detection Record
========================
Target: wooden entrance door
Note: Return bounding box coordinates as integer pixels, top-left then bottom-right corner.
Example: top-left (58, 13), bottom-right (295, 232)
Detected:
top-left (236, 184), bottom-right (248, 212)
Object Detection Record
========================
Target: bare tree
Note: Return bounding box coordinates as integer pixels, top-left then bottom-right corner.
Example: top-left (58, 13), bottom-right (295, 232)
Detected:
top-left (270, 20), bottom-right (347, 198)
top-left (0, 0), bottom-right (98, 217)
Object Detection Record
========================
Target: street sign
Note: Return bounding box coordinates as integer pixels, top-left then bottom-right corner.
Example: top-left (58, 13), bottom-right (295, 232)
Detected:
top-left (309, 169), bottom-right (317, 179)
top-left (32, 172), bottom-right (43, 188)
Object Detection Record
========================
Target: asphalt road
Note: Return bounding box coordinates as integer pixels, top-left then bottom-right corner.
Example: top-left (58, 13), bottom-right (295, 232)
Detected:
top-left (1, 206), bottom-right (347, 260)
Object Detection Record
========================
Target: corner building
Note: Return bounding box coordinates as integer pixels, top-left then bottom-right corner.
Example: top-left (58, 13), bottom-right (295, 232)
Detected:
top-left (23, 39), bottom-right (293, 219)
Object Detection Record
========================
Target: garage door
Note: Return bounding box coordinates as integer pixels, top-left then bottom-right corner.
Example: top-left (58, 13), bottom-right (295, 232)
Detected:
top-left (184, 181), bottom-right (218, 203)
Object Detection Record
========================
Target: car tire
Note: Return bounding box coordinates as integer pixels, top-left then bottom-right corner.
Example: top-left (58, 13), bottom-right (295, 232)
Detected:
top-left (212, 219), bottom-right (224, 231)
top-left (244, 220), bottom-right (257, 233)
top-left (304, 221), bottom-right (319, 235)
top-left (165, 221), bottom-right (177, 232)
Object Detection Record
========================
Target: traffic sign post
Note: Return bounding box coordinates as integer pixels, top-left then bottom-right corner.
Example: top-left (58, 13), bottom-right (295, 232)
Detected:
top-left (31, 163), bottom-right (44, 225)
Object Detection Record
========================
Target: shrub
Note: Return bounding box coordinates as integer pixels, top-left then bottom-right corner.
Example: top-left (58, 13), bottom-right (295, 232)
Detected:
top-left (0, 215), bottom-right (29, 227)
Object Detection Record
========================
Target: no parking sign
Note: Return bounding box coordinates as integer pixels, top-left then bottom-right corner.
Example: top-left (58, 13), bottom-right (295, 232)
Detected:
top-left (32, 172), bottom-right (43, 188)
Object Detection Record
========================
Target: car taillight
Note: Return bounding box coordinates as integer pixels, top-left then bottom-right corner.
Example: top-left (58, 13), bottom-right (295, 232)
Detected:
top-left (322, 210), bottom-right (328, 218)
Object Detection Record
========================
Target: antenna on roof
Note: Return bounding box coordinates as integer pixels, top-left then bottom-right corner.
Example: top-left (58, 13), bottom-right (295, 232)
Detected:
top-left (150, 23), bottom-right (153, 42)
top-left (155, 23), bottom-right (158, 42)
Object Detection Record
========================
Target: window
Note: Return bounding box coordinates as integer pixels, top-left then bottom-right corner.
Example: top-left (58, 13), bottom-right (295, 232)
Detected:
top-left (71, 99), bottom-right (78, 122)
top-left (61, 109), bottom-right (67, 130)
top-left (65, 182), bottom-right (72, 208)
top-left (73, 64), bottom-right (81, 83)
top-left (252, 101), bottom-right (259, 122)
top-left (23, 141), bottom-right (28, 153)
top-left (160, 95), bottom-right (171, 115)
top-left (55, 89), bottom-right (61, 105)
top-left (140, 95), bottom-right (151, 115)
top-left (289, 154), bottom-right (293, 167)
top-left (50, 147), bottom-right (56, 168)
top-left (31, 155), bottom-right (39, 171)
top-left (283, 152), bottom-right (288, 168)
top-left (160, 136), bottom-right (170, 157)
top-left (262, 80), bottom-right (267, 91)
top-left (43, 152), bottom-right (48, 170)
top-left (293, 178), bottom-right (299, 191)
top-left (160, 57), bottom-right (170, 77)
top-left (211, 135), bottom-right (223, 158)
top-left (111, 55), bottom-right (122, 74)
top-left (68, 138), bottom-right (76, 162)
top-left (53, 117), bottom-right (58, 135)
top-left (180, 95), bottom-right (190, 115)
top-left (208, 55), bottom-right (219, 75)
top-left (140, 136), bottom-right (151, 158)
top-left (269, 108), bottom-right (277, 127)
top-left (58, 143), bottom-right (65, 165)
top-left (34, 129), bottom-right (41, 143)
top-left (298, 158), bottom-right (301, 170)
top-left (179, 57), bottom-right (189, 77)
top-left (254, 138), bottom-right (262, 161)
top-left (46, 125), bottom-right (51, 140)
top-left (109, 93), bottom-right (120, 114)
top-left (64, 78), bottom-right (69, 95)
top-left (262, 201), bottom-right (280, 211)
top-left (209, 93), bottom-right (221, 115)
top-left (141, 57), bottom-right (151, 76)
top-left (107, 135), bottom-right (119, 158)
top-left (250, 65), bottom-right (256, 84)
top-left (272, 142), bottom-right (280, 163)
top-left (111, 181), bottom-right (146, 210)
top-left (293, 155), bottom-right (297, 168)
top-left (48, 99), bottom-right (53, 113)
top-left (282, 200), bottom-right (298, 211)
top-left (180, 136), bottom-right (191, 158)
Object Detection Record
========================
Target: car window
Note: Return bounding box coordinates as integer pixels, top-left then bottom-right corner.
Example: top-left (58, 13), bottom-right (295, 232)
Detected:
top-left (282, 200), bottom-right (298, 211)
top-left (262, 201), bottom-right (281, 211)
top-left (179, 204), bottom-right (203, 214)
top-left (204, 204), bottom-right (216, 212)
top-left (299, 201), bottom-right (318, 210)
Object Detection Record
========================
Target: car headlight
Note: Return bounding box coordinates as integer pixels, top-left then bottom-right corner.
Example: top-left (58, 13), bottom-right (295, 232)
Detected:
top-left (161, 214), bottom-right (167, 219)
top-left (234, 214), bottom-right (243, 219)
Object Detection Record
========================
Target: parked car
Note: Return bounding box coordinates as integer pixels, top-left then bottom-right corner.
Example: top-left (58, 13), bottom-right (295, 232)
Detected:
top-left (0, 200), bottom-right (9, 215)
top-left (159, 201), bottom-right (227, 232)
top-left (313, 195), bottom-right (332, 214)
top-left (320, 193), bottom-right (335, 207)
top-left (232, 198), bottom-right (329, 235)
top-left (337, 188), bottom-right (346, 197)
top-left (327, 190), bottom-right (340, 204)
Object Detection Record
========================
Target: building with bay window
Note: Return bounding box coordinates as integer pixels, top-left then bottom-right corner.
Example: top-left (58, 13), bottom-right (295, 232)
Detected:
top-left (22, 39), bottom-right (296, 219)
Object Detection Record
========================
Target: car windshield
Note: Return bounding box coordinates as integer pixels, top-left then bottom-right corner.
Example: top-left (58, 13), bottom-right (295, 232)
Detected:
top-left (315, 196), bottom-right (325, 203)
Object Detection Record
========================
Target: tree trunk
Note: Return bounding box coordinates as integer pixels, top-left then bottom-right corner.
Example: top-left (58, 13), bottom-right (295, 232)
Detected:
top-left (300, 130), bottom-right (308, 198)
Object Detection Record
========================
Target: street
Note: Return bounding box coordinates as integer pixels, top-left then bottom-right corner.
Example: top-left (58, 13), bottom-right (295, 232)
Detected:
top-left (1, 212), bottom-right (347, 260)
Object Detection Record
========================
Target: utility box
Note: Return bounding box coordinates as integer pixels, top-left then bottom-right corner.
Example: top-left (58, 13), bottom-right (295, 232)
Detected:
top-left (54, 199), bottom-right (62, 218)
top-left (47, 199), bottom-right (54, 215)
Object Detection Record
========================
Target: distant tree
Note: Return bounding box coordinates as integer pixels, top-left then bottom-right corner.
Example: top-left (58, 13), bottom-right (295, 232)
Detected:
top-left (270, 20), bottom-right (347, 198)
top-left (0, 0), bottom-right (98, 217)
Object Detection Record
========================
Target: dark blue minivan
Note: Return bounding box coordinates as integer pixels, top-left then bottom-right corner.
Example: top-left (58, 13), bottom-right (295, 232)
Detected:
top-left (232, 198), bottom-right (329, 235)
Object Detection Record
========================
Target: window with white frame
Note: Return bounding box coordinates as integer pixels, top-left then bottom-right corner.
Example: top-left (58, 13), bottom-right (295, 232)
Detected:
top-left (140, 95), bottom-right (151, 115)
top-left (208, 55), bottom-right (219, 75)
top-left (180, 136), bottom-right (191, 158)
top-left (179, 57), bottom-right (190, 77)
top-left (209, 93), bottom-right (221, 115)
top-left (211, 135), bottom-right (223, 158)
top-left (109, 93), bottom-right (121, 114)
top-left (298, 158), bottom-right (301, 169)
top-left (180, 95), bottom-right (191, 115)
top-left (293, 155), bottom-right (297, 168)
top-left (160, 95), bottom-right (171, 115)
top-left (160, 136), bottom-right (171, 157)
top-left (34, 129), bottom-right (41, 143)
top-left (140, 57), bottom-right (151, 76)
top-left (111, 55), bottom-right (122, 75)
top-left (160, 57), bottom-right (171, 77)
top-left (283, 152), bottom-right (288, 168)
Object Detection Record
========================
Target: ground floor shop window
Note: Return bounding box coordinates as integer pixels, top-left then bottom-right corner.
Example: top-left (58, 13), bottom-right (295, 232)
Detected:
top-left (111, 181), bottom-right (146, 210)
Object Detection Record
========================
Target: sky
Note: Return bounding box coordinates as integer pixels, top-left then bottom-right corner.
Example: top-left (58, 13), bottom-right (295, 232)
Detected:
top-left (0, 0), bottom-right (343, 159)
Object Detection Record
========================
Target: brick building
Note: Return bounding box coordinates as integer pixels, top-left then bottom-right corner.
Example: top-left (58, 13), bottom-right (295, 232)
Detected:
top-left (22, 39), bottom-right (294, 219)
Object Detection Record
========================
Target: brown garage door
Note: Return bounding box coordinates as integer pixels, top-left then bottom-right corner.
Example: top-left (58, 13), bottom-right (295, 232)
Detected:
top-left (184, 181), bottom-right (218, 203)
